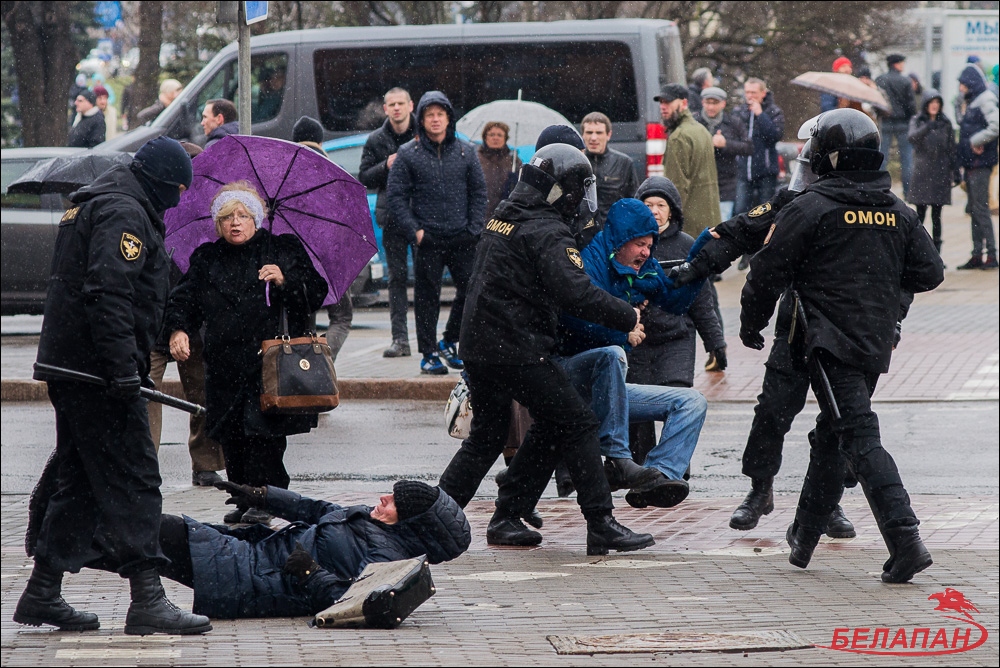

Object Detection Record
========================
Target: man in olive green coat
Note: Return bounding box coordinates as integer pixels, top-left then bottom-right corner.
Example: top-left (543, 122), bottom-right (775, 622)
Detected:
top-left (656, 84), bottom-right (722, 238)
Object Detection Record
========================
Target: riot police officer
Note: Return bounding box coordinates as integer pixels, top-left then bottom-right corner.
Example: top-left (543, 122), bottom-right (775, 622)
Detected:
top-left (739, 109), bottom-right (943, 583)
top-left (14, 137), bottom-right (211, 634)
top-left (437, 143), bottom-right (654, 556)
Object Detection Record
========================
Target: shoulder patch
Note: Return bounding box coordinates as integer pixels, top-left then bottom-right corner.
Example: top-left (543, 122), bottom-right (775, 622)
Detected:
top-left (120, 233), bottom-right (143, 261)
top-left (60, 207), bottom-right (80, 223)
top-left (748, 202), bottom-right (772, 218)
top-left (566, 248), bottom-right (584, 269)
top-left (484, 218), bottom-right (518, 237)
top-left (582, 218), bottom-right (596, 229)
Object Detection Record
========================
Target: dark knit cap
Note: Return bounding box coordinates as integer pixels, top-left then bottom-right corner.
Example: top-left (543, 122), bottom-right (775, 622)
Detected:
top-left (77, 89), bottom-right (97, 105)
top-left (292, 115), bottom-right (324, 144)
top-left (887, 54), bottom-right (906, 66)
top-left (393, 480), bottom-right (440, 521)
top-left (535, 124), bottom-right (585, 151)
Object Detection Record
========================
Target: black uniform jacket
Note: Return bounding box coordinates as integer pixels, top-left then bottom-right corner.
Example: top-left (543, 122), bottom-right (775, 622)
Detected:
top-left (459, 184), bottom-right (638, 366)
top-left (34, 165), bottom-right (170, 383)
top-left (740, 171), bottom-right (943, 374)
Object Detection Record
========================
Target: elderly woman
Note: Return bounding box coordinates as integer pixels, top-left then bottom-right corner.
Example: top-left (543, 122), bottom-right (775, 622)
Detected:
top-left (477, 121), bottom-right (522, 221)
top-left (164, 182), bottom-right (327, 524)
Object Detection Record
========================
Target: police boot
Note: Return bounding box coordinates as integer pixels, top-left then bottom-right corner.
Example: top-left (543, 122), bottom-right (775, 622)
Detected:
top-left (124, 569), bottom-right (212, 635)
top-left (729, 477), bottom-right (774, 530)
top-left (586, 514), bottom-right (655, 556)
top-left (825, 505), bottom-right (857, 538)
top-left (786, 521), bottom-right (822, 569)
top-left (881, 526), bottom-right (933, 584)
top-left (13, 562), bottom-right (100, 631)
top-left (604, 457), bottom-right (662, 492)
top-left (486, 511), bottom-right (542, 547)
top-left (495, 468), bottom-right (543, 529)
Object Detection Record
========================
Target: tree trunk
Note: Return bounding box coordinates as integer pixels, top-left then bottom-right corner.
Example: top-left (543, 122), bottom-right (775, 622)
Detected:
top-left (132, 0), bottom-right (163, 116)
top-left (1, 1), bottom-right (80, 147)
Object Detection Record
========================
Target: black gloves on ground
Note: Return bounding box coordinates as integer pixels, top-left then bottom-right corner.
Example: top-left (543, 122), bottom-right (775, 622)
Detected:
top-left (283, 543), bottom-right (321, 580)
top-left (214, 481), bottom-right (268, 508)
top-left (108, 374), bottom-right (142, 401)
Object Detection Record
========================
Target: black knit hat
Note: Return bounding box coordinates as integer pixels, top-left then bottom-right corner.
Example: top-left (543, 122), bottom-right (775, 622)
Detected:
top-left (535, 124), bottom-right (585, 151)
top-left (77, 88), bottom-right (97, 106)
top-left (292, 115), bottom-right (324, 144)
top-left (393, 481), bottom-right (439, 521)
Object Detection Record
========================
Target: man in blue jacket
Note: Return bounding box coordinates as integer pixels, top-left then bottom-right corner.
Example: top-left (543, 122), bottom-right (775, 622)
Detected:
top-left (955, 65), bottom-right (999, 270)
top-left (386, 91), bottom-right (488, 374)
top-left (733, 78), bottom-right (785, 218)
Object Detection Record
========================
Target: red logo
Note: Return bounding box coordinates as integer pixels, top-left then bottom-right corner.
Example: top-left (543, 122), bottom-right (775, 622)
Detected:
top-left (816, 588), bottom-right (988, 656)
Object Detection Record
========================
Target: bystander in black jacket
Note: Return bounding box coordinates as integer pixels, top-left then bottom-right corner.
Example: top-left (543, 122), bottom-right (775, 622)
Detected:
top-left (695, 109), bottom-right (753, 203)
top-left (586, 147), bottom-right (639, 225)
top-left (358, 113), bottom-right (417, 230)
top-left (67, 109), bottom-right (106, 148)
top-left (876, 68), bottom-right (918, 124)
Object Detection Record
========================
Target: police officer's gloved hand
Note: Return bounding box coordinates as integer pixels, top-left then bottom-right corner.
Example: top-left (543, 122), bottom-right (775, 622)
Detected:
top-left (739, 328), bottom-right (765, 350)
top-left (668, 262), bottom-right (700, 287)
top-left (283, 543), bottom-right (320, 580)
top-left (141, 375), bottom-right (156, 390)
top-left (108, 374), bottom-right (142, 401)
top-left (214, 481), bottom-right (267, 509)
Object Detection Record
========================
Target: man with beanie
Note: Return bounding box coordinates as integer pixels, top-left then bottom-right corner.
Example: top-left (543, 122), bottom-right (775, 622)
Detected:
top-left (201, 99), bottom-right (239, 149)
top-left (359, 88), bottom-right (418, 359)
top-left (67, 89), bottom-right (105, 148)
top-left (17, 137), bottom-right (212, 636)
top-left (292, 115), bottom-right (325, 153)
top-left (955, 64), bottom-right (999, 270)
top-left (876, 54), bottom-right (918, 197)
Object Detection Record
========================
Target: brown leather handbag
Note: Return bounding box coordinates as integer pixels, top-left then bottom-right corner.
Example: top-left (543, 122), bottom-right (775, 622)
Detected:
top-left (260, 308), bottom-right (339, 414)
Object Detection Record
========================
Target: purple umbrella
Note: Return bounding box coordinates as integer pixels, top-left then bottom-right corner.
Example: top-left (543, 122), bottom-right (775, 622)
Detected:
top-left (163, 134), bottom-right (376, 306)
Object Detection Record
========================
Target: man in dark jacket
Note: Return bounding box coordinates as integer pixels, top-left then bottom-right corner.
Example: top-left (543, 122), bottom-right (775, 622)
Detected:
top-left (740, 109), bottom-right (943, 583)
top-left (955, 65), bottom-right (999, 269)
top-left (733, 78), bottom-right (785, 217)
top-left (67, 89), bottom-right (105, 148)
top-left (875, 54), bottom-right (918, 197)
top-left (15, 137), bottom-right (211, 636)
top-left (582, 111), bottom-right (639, 226)
top-left (438, 144), bottom-right (654, 556)
top-left (386, 91), bottom-right (487, 375)
top-left (686, 68), bottom-right (715, 116)
top-left (695, 87), bottom-right (753, 221)
top-left (359, 88), bottom-right (418, 357)
top-left (201, 99), bottom-right (239, 148)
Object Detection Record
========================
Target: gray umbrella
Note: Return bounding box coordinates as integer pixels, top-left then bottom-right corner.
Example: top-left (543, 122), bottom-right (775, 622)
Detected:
top-left (7, 151), bottom-right (132, 195)
top-left (456, 99), bottom-right (573, 147)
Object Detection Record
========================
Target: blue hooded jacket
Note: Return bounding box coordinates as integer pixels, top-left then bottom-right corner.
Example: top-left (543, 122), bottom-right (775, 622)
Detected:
top-left (957, 65), bottom-right (999, 170)
top-left (557, 198), bottom-right (703, 356)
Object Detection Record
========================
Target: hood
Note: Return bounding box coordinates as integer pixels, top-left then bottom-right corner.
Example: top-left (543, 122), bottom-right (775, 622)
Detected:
top-left (382, 488), bottom-right (470, 565)
top-left (69, 163), bottom-right (163, 228)
top-left (959, 66), bottom-right (987, 99)
top-left (586, 198), bottom-right (661, 278)
top-left (634, 176), bottom-right (684, 231)
top-left (806, 170), bottom-right (896, 208)
top-left (416, 91), bottom-right (456, 144)
top-left (921, 88), bottom-right (944, 114)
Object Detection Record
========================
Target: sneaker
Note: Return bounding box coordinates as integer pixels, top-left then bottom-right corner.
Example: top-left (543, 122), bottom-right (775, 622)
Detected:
top-left (983, 255), bottom-right (999, 270)
top-left (383, 340), bottom-right (411, 358)
top-left (956, 256), bottom-right (984, 270)
top-left (420, 354), bottom-right (448, 375)
top-left (191, 471), bottom-right (223, 487)
top-left (437, 340), bottom-right (464, 369)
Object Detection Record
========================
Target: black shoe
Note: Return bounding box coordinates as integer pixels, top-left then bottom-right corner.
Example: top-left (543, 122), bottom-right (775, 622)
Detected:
top-left (494, 468), bottom-right (544, 529)
top-left (223, 507), bottom-right (246, 524)
top-left (192, 470), bottom-right (223, 487)
top-left (683, 465), bottom-right (691, 481)
top-left (956, 256), bottom-right (984, 270)
top-left (625, 475), bottom-right (689, 509)
top-left (240, 508), bottom-right (272, 525)
top-left (729, 477), bottom-right (774, 530)
top-left (554, 462), bottom-right (575, 497)
top-left (125, 569), bottom-right (212, 635)
top-left (486, 514), bottom-right (542, 547)
top-left (604, 457), bottom-right (661, 492)
top-left (13, 563), bottom-right (100, 631)
top-left (825, 505), bottom-right (856, 539)
top-left (786, 522), bottom-right (821, 569)
top-left (881, 526), bottom-right (933, 583)
top-left (983, 255), bottom-right (999, 270)
top-left (586, 515), bottom-right (655, 556)
top-left (383, 340), bottom-right (411, 358)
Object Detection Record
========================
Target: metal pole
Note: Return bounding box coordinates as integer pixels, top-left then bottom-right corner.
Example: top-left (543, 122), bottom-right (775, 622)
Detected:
top-left (238, 2), bottom-right (252, 135)
top-left (924, 15), bottom-right (934, 93)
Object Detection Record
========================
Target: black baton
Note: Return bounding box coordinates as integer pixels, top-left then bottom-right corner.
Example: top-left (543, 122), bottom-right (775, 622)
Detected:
top-left (33, 363), bottom-right (206, 416)
top-left (791, 293), bottom-right (841, 421)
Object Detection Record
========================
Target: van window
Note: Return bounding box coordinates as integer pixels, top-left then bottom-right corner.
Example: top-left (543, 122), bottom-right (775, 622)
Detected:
top-left (193, 53), bottom-right (289, 124)
top-left (315, 42), bottom-right (639, 133)
top-left (657, 30), bottom-right (686, 86)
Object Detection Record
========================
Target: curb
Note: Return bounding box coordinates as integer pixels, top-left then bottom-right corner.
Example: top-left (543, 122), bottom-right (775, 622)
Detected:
top-left (1, 377), bottom-right (457, 404)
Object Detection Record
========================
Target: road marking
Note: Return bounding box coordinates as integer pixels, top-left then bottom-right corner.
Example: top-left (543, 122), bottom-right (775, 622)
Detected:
top-left (55, 650), bottom-right (181, 659)
top-left (451, 571), bottom-right (571, 582)
top-left (565, 559), bottom-right (682, 569)
top-left (947, 350), bottom-right (1000, 400)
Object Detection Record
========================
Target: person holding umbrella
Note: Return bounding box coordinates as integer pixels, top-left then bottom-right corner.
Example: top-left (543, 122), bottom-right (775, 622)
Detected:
top-left (164, 182), bottom-right (328, 525)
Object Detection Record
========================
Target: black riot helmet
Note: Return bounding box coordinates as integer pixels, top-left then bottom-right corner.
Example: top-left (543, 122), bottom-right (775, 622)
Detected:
top-left (809, 108), bottom-right (883, 176)
top-left (518, 143), bottom-right (598, 220)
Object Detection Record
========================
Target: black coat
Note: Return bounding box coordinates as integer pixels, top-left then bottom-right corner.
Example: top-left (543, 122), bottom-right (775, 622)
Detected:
top-left (875, 69), bottom-right (918, 123)
top-left (741, 171), bottom-right (943, 374)
top-left (163, 229), bottom-right (328, 439)
top-left (358, 115), bottom-right (417, 230)
top-left (907, 93), bottom-right (957, 206)
top-left (34, 165), bottom-right (170, 383)
top-left (67, 110), bottom-right (106, 148)
top-left (695, 111), bottom-right (753, 201)
top-left (460, 184), bottom-right (637, 366)
top-left (586, 147), bottom-right (640, 225)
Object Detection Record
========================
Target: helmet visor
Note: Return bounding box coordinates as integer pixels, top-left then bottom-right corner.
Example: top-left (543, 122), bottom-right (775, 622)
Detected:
top-left (788, 159), bottom-right (817, 192)
top-left (583, 176), bottom-right (598, 213)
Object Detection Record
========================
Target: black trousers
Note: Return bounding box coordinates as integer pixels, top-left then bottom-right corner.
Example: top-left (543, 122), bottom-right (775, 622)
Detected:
top-left (87, 514), bottom-right (194, 588)
top-left (915, 204), bottom-right (944, 250)
top-left (382, 226), bottom-right (414, 343)
top-left (438, 360), bottom-right (614, 519)
top-left (34, 381), bottom-right (167, 576)
top-left (795, 351), bottom-right (918, 534)
top-left (413, 232), bottom-right (477, 355)
top-left (217, 428), bottom-right (290, 490)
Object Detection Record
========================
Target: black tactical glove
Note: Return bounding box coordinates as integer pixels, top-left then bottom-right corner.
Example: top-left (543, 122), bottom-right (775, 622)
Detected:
top-left (141, 375), bottom-right (156, 390)
top-left (668, 261), bottom-right (699, 287)
top-left (706, 346), bottom-right (728, 371)
top-left (893, 320), bottom-right (903, 349)
top-left (108, 374), bottom-right (142, 401)
top-left (283, 543), bottom-right (321, 580)
top-left (214, 481), bottom-right (267, 508)
top-left (739, 328), bottom-right (765, 351)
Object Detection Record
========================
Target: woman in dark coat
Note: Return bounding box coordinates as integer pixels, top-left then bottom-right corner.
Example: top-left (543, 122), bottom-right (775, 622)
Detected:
top-left (907, 89), bottom-right (958, 257)
top-left (164, 182), bottom-right (327, 524)
top-left (477, 121), bottom-right (522, 221)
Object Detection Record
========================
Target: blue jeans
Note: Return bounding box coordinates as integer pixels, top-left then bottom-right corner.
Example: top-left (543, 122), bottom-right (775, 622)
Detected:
top-left (734, 175), bottom-right (777, 215)
top-left (879, 120), bottom-right (912, 197)
top-left (628, 384), bottom-right (707, 480)
top-left (554, 346), bottom-right (631, 460)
